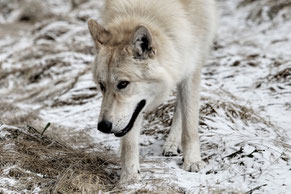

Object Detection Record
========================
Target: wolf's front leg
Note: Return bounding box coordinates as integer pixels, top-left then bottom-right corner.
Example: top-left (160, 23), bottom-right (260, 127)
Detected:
top-left (163, 94), bottom-right (182, 156)
top-left (120, 116), bottom-right (142, 182)
top-left (178, 71), bottom-right (205, 172)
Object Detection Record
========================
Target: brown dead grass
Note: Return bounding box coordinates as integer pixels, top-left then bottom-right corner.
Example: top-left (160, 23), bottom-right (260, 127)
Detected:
top-left (0, 125), bottom-right (118, 193)
top-left (271, 67), bottom-right (291, 82)
top-left (238, 0), bottom-right (291, 22)
top-left (0, 102), bottom-right (40, 128)
top-left (0, 102), bottom-right (182, 193)
top-left (143, 99), bottom-right (175, 135)
top-left (143, 89), bottom-right (283, 140)
top-left (0, 125), bottom-right (182, 193)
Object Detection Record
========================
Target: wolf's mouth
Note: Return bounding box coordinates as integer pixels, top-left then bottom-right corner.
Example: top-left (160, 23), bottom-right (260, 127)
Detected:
top-left (114, 100), bottom-right (146, 137)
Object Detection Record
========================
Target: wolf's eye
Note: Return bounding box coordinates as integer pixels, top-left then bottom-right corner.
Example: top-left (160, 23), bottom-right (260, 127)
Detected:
top-left (99, 82), bottom-right (106, 92)
top-left (117, 81), bottom-right (129, 90)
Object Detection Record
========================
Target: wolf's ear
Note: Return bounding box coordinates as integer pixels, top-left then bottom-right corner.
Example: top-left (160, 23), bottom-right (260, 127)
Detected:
top-left (132, 25), bottom-right (156, 60)
top-left (88, 19), bottom-right (112, 50)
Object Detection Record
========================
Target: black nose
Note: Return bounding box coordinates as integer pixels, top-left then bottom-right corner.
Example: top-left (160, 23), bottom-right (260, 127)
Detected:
top-left (97, 120), bottom-right (112, 134)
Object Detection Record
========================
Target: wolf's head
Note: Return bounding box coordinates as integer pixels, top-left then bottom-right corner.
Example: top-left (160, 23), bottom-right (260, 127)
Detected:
top-left (88, 19), bottom-right (174, 137)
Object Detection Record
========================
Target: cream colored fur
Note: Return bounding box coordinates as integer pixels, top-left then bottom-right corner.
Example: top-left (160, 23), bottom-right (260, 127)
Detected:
top-left (88, 0), bottom-right (216, 182)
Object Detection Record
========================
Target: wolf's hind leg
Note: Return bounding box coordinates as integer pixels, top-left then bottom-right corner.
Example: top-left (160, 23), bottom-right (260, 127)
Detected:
top-left (163, 94), bottom-right (182, 156)
top-left (179, 70), bottom-right (205, 172)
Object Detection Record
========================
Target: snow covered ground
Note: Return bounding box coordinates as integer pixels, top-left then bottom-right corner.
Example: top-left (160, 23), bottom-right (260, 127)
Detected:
top-left (1, 0), bottom-right (291, 193)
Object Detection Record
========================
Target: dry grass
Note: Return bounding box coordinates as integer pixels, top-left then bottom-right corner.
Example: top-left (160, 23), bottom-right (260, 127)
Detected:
top-left (143, 98), bottom-right (175, 135)
top-left (0, 102), bottom-right (40, 128)
top-left (0, 102), bottom-right (182, 193)
top-left (271, 67), bottom-right (291, 82)
top-left (143, 89), bottom-right (276, 137)
top-left (238, 0), bottom-right (291, 22)
top-left (0, 125), bottom-right (183, 193)
top-left (0, 125), bottom-right (118, 193)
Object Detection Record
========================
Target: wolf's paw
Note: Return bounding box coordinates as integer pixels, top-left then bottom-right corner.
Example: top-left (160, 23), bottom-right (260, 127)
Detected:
top-left (162, 140), bottom-right (182, 157)
top-left (120, 171), bottom-right (140, 183)
top-left (183, 161), bottom-right (205, 172)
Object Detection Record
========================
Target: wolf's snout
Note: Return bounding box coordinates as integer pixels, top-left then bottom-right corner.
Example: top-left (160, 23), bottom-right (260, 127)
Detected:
top-left (97, 120), bottom-right (112, 134)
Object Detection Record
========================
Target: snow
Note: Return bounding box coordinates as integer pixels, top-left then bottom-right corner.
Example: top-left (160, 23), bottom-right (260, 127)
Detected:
top-left (0, 127), bottom-right (9, 138)
top-left (0, 166), bottom-right (19, 194)
top-left (0, 0), bottom-right (291, 193)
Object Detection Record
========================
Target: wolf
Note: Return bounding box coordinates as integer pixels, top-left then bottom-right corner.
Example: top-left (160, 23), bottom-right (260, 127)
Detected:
top-left (88, 0), bottom-right (216, 182)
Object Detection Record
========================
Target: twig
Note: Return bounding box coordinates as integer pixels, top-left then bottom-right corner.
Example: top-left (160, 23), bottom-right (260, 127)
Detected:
top-left (245, 184), bottom-right (267, 194)
top-left (41, 122), bottom-right (51, 136)
top-left (223, 147), bottom-right (243, 159)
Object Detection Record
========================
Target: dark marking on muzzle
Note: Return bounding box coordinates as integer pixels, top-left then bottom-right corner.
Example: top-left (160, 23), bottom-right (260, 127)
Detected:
top-left (114, 99), bottom-right (146, 137)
